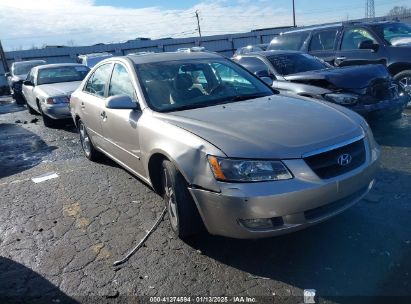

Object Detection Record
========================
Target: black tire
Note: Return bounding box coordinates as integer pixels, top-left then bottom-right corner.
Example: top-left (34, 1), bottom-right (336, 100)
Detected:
top-left (394, 70), bottom-right (411, 96)
top-left (27, 103), bottom-right (37, 115)
top-left (41, 112), bottom-right (55, 127)
top-left (15, 93), bottom-right (26, 105)
top-left (161, 160), bottom-right (204, 239)
top-left (78, 119), bottom-right (101, 161)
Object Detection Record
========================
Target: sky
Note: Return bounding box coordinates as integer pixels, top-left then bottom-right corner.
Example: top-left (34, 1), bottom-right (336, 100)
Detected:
top-left (0, 0), bottom-right (409, 51)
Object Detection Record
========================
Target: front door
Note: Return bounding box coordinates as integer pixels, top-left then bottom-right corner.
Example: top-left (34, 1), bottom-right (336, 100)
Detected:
top-left (335, 27), bottom-right (388, 67)
top-left (100, 63), bottom-right (144, 175)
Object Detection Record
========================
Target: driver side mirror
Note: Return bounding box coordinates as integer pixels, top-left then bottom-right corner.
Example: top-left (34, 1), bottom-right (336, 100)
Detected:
top-left (23, 80), bottom-right (34, 86)
top-left (359, 39), bottom-right (379, 52)
top-left (105, 95), bottom-right (140, 110)
top-left (255, 70), bottom-right (272, 78)
top-left (4, 72), bottom-right (10, 77)
top-left (255, 70), bottom-right (274, 87)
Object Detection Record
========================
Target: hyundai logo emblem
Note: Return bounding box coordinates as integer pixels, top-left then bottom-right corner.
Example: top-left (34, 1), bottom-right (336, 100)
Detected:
top-left (337, 153), bottom-right (352, 166)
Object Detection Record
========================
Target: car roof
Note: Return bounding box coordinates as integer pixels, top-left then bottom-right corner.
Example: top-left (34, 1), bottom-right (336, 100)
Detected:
top-left (125, 51), bottom-right (223, 64)
top-left (280, 20), bottom-right (401, 35)
top-left (36, 63), bottom-right (87, 70)
top-left (12, 60), bottom-right (46, 66)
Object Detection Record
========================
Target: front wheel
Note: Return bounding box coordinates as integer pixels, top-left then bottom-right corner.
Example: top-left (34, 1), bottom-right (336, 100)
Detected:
top-left (78, 120), bottom-right (101, 161)
top-left (394, 70), bottom-right (411, 96)
top-left (161, 160), bottom-right (204, 239)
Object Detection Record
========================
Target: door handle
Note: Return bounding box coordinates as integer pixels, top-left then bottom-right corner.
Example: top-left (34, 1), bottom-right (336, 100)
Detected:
top-left (100, 111), bottom-right (107, 119)
top-left (336, 56), bottom-right (346, 61)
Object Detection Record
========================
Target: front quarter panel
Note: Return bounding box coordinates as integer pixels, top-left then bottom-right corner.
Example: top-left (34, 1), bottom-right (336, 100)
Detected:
top-left (140, 111), bottom-right (226, 193)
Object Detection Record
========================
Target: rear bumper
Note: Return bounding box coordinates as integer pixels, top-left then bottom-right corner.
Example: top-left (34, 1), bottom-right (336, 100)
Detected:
top-left (42, 104), bottom-right (71, 120)
top-left (189, 147), bottom-right (379, 239)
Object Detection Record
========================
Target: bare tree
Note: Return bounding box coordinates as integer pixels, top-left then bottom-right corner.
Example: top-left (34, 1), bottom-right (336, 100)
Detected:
top-left (388, 6), bottom-right (411, 17)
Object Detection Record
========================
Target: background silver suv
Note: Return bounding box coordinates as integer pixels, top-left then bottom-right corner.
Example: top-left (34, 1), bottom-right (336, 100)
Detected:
top-left (70, 52), bottom-right (380, 239)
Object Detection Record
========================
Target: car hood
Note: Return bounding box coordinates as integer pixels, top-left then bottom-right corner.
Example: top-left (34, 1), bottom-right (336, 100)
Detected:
top-left (155, 96), bottom-right (364, 159)
top-left (283, 64), bottom-right (390, 90)
top-left (37, 81), bottom-right (82, 97)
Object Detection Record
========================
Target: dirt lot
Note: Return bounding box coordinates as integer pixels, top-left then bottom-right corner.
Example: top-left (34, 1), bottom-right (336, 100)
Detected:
top-left (0, 96), bottom-right (410, 304)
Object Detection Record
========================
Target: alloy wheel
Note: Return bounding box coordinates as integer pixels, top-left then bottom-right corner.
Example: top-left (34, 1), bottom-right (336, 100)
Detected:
top-left (163, 168), bottom-right (179, 231)
top-left (79, 123), bottom-right (91, 157)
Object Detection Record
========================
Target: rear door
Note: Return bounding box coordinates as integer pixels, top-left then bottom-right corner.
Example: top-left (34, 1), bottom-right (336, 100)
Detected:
top-left (101, 62), bottom-right (144, 175)
top-left (334, 26), bottom-right (388, 67)
top-left (308, 28), bottom-right (340, 65)
top-left (79, 63), bottom-right (113, 149)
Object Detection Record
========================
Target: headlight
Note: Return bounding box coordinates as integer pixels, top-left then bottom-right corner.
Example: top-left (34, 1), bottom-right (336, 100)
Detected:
top-left (324, 93), bottom-right (359, 105)
top-left (207, 156), bottom-right (293, 182)
top-left (46, 96), bottom-right (70, 104)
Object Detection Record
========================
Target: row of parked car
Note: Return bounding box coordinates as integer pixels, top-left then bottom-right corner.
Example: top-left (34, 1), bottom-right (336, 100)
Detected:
top-left (3, 20), bottom-right (410, 239)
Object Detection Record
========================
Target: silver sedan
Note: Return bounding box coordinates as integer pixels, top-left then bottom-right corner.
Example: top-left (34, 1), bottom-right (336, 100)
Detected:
top-left (22, 63), bottom-right (90, 127)
top-left (70, 52), bottom-right (380, 239)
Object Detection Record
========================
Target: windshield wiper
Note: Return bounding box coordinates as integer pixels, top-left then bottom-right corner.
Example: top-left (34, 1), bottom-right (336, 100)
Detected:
top-left (228, 93), bottom-right (271, 102)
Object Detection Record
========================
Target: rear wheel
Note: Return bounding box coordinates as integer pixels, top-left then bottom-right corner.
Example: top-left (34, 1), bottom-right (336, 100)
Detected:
top-left (15, 93), bottom-right (26, 105)
top-left (78, 119), bottom-right (101, 161)
top-left (27, 103), bottom-right (37, 115)
top-left (41, 111), bottom-right (55, 127)
top-left (161, 160), bottom-right (204, 239)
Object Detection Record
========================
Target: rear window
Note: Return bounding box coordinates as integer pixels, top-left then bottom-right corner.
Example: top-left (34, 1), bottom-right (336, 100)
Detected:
top-left (38, 65), bottom-right (90, 85)
top-left (267, 53), bottom-right (328, 76)
top-left (268, 32), bottom-right (309, 51)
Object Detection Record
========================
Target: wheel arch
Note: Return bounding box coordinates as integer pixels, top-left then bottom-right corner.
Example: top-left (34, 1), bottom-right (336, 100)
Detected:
top-left (388, 63), bottom-right (411, 77)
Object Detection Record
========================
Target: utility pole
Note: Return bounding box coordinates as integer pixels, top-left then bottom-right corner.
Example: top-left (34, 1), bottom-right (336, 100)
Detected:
top-left (0, 40), bottom-right (9, 73)
top-left (365, 0), bottom-right (375, 19)
top-left (195, 10), bottom-right (202, 39)
top-left (292, 0), bottom-right (296, 27)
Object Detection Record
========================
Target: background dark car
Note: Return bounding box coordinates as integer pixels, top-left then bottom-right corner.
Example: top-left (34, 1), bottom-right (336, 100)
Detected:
top-left (267, 21), bottom-right (411, 100)
top-left (233, 50), bottom-right (410, 121)
top-left (5, 60), bottom-right (46, 104)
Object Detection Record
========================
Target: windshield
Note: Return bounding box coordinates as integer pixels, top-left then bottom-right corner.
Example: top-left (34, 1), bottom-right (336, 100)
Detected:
top-left (12, 61), bottom-right (44, 76)
top-left (373, 23), bottom-right (411, 45)
top-left (267, 53), bottom-right (329, 75)
top-left (37, 65), bottom-right (90, 85)
top-left (135, 58), bottom-right (273, 112)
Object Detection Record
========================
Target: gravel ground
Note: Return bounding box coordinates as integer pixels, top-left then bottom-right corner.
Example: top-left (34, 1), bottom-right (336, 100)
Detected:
top-left (0, 96), bottom-right (410, 304)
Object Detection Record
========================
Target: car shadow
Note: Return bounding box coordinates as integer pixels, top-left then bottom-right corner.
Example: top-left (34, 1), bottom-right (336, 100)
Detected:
top-left (0, 124), bottom-right (57, 178)
top-left (184, 167), bottom-right (411, 301)
top-left (371, 110), bottom-right (411, 148)
top-left (0, 256), bottom-right (78, 303)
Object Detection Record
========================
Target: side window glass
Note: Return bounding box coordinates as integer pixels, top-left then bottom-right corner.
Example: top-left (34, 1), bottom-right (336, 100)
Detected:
top-left (310, 30), bottom-right (338, 51)
top-left (237, 57), bottom-right (269, 74)
top-left (108, 64), bottom-right (137, 100)
top-left (269, 33), bottom-right (309, 51)
top-left (341, 28), bottom-right (377, 50)
top-left (84, 63), bottom-right (112, 97)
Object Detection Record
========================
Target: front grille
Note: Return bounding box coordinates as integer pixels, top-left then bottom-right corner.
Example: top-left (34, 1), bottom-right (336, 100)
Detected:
top-left (304, 139), bottom-right (366, 179)
top-left (304, 186), bottom-right (368, 221)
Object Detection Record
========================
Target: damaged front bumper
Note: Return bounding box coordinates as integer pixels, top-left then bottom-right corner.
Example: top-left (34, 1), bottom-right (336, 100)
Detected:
top-left (189, 145), bottom-right (379, 239)
top-left (348, 94), bottom-right (409, 121)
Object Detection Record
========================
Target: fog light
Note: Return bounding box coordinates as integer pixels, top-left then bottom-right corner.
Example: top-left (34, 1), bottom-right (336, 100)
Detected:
top-left (240, 218), bottom-right (274, 230)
